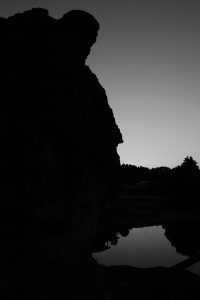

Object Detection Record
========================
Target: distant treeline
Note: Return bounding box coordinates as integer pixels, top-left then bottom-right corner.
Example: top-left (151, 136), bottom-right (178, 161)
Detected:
top-left (121, 156), bottom-right (200, 210)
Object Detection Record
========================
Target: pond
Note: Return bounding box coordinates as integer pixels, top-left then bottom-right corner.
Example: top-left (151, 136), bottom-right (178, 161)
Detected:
top-left (93, 222), bottom-right (200, 275)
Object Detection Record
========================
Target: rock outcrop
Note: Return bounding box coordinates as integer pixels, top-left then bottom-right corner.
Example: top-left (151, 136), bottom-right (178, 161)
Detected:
top-left (0, 8), bottom-right (122, 299)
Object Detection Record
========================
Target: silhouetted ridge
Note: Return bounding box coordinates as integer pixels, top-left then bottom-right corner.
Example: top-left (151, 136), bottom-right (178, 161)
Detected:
top-left (0, 8), bottom-right (122, 299)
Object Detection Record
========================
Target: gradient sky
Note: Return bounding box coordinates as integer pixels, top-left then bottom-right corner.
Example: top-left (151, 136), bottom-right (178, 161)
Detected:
top-left (1, 0), bottom-right (200, 168)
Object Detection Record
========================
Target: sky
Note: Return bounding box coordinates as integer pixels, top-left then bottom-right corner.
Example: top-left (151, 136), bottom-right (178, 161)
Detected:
top-left (1, 0), bottom-right (200, 168)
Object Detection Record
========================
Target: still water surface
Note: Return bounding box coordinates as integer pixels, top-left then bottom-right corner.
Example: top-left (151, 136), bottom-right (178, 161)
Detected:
top-left (93, 225), bottom-right (200, 275)
top-left (93, 226), bottom-right (187, 267)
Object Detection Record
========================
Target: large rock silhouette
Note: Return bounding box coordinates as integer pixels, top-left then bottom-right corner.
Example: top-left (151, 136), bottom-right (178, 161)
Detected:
top-left (0, 8), bottom-right (122, 299)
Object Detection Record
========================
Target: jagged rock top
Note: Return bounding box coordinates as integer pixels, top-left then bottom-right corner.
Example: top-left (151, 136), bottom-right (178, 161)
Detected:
top-left (0, 8), bottom-right (123, 148)
top-left (0, 8), bottom-right (99, 64)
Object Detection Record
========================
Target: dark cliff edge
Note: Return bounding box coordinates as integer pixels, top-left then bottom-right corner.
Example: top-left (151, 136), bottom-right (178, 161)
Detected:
top-left (0, 8), bottom-right (122, 299)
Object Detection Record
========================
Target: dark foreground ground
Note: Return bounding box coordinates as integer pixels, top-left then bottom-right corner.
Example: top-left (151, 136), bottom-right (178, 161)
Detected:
top-left (100, 264), bottom-right (200, 300)
top-left (92, 195), bottom-right (200, 299)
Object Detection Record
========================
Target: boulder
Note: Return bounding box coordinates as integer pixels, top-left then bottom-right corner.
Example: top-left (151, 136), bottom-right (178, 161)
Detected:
top-left (0, 8), bottom-right (122, 299)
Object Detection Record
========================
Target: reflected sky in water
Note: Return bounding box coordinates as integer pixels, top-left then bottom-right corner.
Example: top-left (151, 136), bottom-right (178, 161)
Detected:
top-left (93, 225), bottom-right (188, 268)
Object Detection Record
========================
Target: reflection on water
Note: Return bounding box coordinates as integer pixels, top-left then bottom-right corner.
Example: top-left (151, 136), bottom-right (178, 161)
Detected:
top-left (164, 219), bottom-right (200, 274)
top-left (163, 220), bottom-right (200, 256)
top-left (188, 262), bottom-right (200, 275)
top-left (93, 226), bottom-right (188, 268)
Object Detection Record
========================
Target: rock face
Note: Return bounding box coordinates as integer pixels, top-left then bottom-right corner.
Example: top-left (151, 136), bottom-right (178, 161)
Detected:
top-left (0, 8), bottom-right (122, 299)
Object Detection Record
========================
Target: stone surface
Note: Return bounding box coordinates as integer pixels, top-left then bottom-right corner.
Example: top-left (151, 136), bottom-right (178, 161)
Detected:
top-left (0, 8), bottom-right (122, 299)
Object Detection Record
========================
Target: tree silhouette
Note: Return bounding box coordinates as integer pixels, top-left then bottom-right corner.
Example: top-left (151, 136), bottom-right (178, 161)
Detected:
top-left (180, 156), bottom-right (199, 173)
top-left (167, 156), bottom-right (200, 211)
